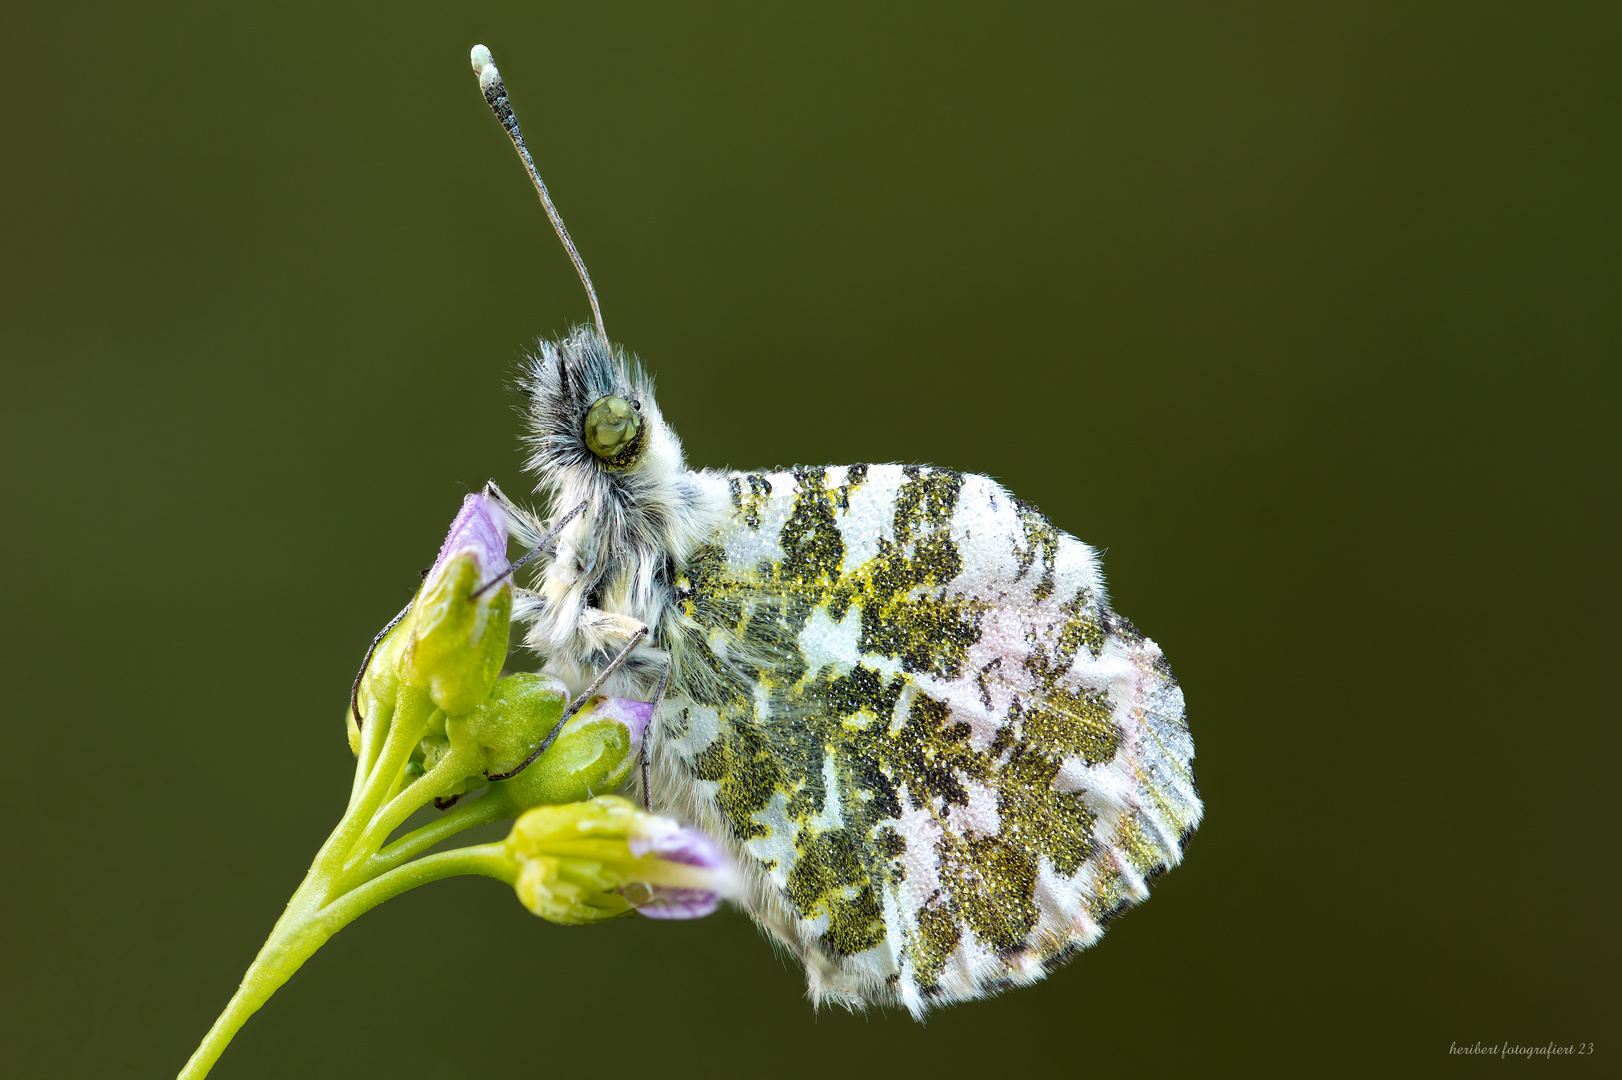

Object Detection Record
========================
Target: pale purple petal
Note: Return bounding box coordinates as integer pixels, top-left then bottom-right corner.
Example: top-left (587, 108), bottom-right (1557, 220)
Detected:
top-left (592, 697), bottom-right (653, 748)
top-left (617, 817), bottom-right (735, 920)
top-left (628, 818), bottom-right (727, 869)
top-left (634, 887), bottom-right (721, 920)
top-left (432, 493), bottom-right (509, 579)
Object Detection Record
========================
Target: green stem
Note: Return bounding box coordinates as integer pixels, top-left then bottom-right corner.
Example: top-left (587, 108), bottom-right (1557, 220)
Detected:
top-left (320, 704), bottom-right (432, 891)
top-left (346, 745), bottom-right (481, 873)
top-left (177, 909), bottom-right (333, 1080)
top-left (176, 844), bottom-right (511, 1080)
top-left (256, 716), bottom-right (423, 946)
top-left (347, 696), bottom-right (392, 808)
top-left (364, 791), bottom-right (511, 881)
top-left (318, 843), bottom-right (514, 929)
top-left (179, 693), bottom-right (510, 1080)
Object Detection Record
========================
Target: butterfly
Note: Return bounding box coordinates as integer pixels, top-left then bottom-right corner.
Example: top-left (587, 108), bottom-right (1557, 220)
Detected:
top-left (468, 45), bottom-right (1202, 1017)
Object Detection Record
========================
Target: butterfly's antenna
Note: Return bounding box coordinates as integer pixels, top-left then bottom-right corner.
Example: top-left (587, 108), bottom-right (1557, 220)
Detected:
top-left (470, 44), bottom-right (608, 345)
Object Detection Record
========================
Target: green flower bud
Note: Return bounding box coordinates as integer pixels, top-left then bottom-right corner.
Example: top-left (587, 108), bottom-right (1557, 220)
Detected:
top-left (488, 695), bottom-right (652, 811)
top-left (502, 796), bottom-right (735, 925)
top-left (445, 672), bottom-right (568, 776)
top-left (399, 494), bottom-right (513, 716)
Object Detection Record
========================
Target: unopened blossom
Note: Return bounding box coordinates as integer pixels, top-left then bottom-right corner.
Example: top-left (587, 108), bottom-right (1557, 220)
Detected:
top-left (503, 796), bottom-right (736, 925)
top-left (402, 493), bottom-right (513, 715)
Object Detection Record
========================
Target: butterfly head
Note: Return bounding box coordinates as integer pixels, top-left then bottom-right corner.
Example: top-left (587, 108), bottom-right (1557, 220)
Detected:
top-left (520, 327), bottom-right (714, 654)
top-left (523, 326), bottom-right (685, 502)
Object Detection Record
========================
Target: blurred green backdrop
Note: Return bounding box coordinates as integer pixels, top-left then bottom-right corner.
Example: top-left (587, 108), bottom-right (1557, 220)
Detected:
top-left (1, 2), bottom-right (1615, 1076)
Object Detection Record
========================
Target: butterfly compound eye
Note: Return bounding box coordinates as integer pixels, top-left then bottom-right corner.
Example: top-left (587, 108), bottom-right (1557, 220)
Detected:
top-left (583, 395), bottom-right (645, 467)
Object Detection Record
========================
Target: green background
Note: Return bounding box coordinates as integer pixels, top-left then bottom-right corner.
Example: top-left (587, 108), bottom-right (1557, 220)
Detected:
top-left (2, 2), bottom-right (1615, 1076)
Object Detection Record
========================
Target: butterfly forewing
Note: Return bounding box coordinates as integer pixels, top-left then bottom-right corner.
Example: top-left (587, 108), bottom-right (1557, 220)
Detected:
top-left (648, 464), bottom-right (1201, 1015)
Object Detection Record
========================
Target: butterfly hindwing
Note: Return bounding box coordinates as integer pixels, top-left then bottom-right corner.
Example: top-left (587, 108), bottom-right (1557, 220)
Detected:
top-left (648, 464), bottom-right (1202, 1016)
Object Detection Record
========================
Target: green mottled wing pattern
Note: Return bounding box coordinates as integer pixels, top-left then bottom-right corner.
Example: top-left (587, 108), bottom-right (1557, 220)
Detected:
top-left (648, 464), bottom-right (1201, 1016)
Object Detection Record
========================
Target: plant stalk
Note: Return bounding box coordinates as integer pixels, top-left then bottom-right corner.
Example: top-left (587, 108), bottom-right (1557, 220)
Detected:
top-left (178, 708), bottom-right (506, 1079)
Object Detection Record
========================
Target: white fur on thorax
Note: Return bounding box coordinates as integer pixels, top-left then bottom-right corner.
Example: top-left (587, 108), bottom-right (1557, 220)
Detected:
top-left (516, 328), bottom-right (727, 694)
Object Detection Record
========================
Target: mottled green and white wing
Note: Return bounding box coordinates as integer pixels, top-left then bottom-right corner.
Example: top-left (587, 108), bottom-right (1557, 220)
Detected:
top-left (651, 464), bottom-right (1201, 1016)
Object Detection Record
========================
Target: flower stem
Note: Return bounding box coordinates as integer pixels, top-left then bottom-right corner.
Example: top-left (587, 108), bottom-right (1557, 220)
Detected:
top-left (347, 696), bottom-right (392, 807)
top-left (359, 790), bottom-right (510, 883)
top-left (178, 702), bottom-right (506, 1079)
top-left (177, 844), bottom-right (510, 1080)
top-left (345, 744), bottom-right (480, 872)
top-left (176, 910), bottom-right (333, 1080)
top-left (319, 843), bottom-right (514, 928)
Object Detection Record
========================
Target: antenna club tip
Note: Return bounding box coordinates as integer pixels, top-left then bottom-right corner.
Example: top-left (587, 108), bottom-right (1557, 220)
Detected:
top-left (470, 44), bottom-right (501, 90)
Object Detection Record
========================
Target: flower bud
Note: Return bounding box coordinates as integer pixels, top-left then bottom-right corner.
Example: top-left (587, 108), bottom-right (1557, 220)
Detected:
top-left (488, 695), bottom-right (652, 811)
top-left (446, 672), bottom-right (567, 775)
top-left (503, 796), bottom-right (736, 925)
top-left (400, 494), bottom-right (512, 716)
top-left (619, 811), bottom-right (735, 920)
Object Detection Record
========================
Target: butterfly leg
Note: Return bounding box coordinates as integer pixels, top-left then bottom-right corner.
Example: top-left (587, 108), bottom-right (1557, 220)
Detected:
top-left (348, 599), bottom-right (414, 729)
top-left (479, 480), bottom-right (548, 545)
top-left (474, 485), bottom-right (586, 599)
top-left (641, 664), bottom-right (671, 811)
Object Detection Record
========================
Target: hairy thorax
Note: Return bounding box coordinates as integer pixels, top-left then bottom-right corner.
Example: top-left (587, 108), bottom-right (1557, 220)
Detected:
top-left (526, 468), bottom-right (731, 698)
